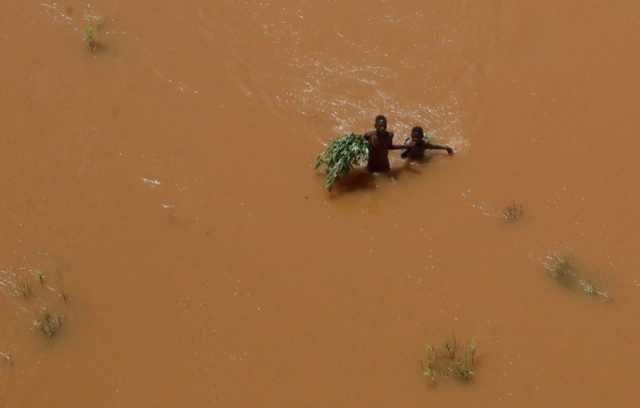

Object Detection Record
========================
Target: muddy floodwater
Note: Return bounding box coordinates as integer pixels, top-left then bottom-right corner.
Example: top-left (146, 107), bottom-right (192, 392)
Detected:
top-left (2, 1), bottom-right (640, 406)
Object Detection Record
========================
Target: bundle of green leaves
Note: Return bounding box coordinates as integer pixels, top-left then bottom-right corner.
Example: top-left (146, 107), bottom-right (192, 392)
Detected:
top-left (315, 133), bottom-right (369, 190)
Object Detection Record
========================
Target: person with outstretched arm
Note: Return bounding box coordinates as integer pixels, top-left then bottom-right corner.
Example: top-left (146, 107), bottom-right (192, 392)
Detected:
top-left (401, 126), bottom-right (454, 160)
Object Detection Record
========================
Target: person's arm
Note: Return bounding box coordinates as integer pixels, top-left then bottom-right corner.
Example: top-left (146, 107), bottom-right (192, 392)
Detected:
top-left (426, 142), bottom-right (454, 155)
top-left (391, 144), bottom-right (409, 150)
top-left (388, 133), bottom-right (409, 150)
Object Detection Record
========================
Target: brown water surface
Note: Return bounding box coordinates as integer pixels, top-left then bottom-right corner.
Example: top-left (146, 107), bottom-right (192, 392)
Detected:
top-left (2, 1), bottom-right (640, 406)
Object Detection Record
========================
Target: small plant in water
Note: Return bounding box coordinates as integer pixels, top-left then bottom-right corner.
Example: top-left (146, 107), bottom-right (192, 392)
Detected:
top-left (34, 310), bottom-right (63, 338)
top-left (578, 279), bottom-right (610, 301)
top-left (421, 335), bottom-right (477, 385)
top-left (83, 15), bottom-right (103, 52)
top-left (443, 335), bottom-right (457, 359)
top-left (502, 201), bottom-right (524, 223)
top-left (421, 345), bottom-right (438, 383)
top-left (84, 24), bottom-right (98, 51)
top-left (36, 270), bottom-right (45, 285)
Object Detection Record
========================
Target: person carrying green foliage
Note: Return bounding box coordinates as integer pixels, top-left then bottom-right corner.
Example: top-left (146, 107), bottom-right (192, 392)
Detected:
top-left (363, 115), bottom-right (407, 173)
top-left (401, 126), bottom-right (454, 160)
top-left (315, 115), bottom-right (403, 189)
top-left (315, 115), bottom-right (454, 190)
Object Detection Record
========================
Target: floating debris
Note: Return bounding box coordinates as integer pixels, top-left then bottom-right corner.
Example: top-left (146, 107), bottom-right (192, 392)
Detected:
top-left (0, 352), bottom-right (12, 366)
top-left (141, 177), bottom-right (161, 187)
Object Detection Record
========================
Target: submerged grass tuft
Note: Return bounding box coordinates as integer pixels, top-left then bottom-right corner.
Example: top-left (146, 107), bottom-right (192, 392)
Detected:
top-left (544, 253), bottom-right (611, 301)
top-left (544, 253), bottom-right (576, 287)
top-left (0, 352), bottom-right (12, 366)
top-left (502, 201), bottom-right (524, 223)
top-left (16, 279), bottom-right (32, 298)
top-left (421, 335), bottom-right (477, 385)
top-left (36, 270), bottom-right (45, 285)
top-left (315, 133), bottom-right (369, 190)
top-left (84, 24), bottom-right (98, 51)
top-left (83, 15), bottom-right (103, 52)
top-left (34, 310), bottom-right (63, 338)
top-left (578, 279), bottom-right (610, 301)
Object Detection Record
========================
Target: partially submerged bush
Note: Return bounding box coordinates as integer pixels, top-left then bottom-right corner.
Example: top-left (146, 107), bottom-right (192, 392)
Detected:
top-left (34, 311), bottom-right (63, 338)
top-left (421, 335), bottom-right (477, 384)
top-left (544, 254), bottom-right (576, 287)
top-left (544, 254), bottom-right (610, 301)
top-left (502, 201), bottom-right (524, 223)
top-left (315, 133), bottom-right (368, 190)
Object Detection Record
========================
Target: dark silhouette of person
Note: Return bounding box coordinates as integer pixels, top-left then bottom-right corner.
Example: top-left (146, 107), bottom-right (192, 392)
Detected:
top-left (401, 126), bottom-right (454, 160)
top-left (364, 115), bottom-right (407, 173)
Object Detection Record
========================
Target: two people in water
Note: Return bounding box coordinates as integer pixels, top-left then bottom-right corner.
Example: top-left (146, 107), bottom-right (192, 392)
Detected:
top-left (363, 115), bottom-right (454, 173)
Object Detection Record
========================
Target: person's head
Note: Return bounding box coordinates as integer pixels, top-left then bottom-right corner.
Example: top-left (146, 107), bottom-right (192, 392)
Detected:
top-left (411, 126), bottom-right (425, 141)
top-left (374, 115), bottom-right (387, 133)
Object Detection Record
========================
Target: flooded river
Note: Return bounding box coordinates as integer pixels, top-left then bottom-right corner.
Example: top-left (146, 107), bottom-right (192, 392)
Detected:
top-left (2, 1), bottom-right (640, 406)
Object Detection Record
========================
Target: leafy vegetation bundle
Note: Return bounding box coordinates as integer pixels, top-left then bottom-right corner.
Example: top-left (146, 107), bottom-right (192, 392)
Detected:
top-left (315, 133), bottom-right (369, 190)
